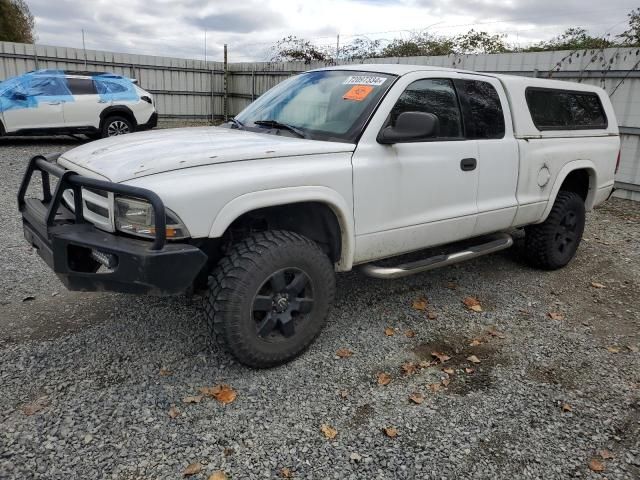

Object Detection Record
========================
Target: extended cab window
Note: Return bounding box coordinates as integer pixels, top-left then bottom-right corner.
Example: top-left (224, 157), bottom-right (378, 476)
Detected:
top-left (67, 77), bottom-right (97, 95)
top-left (27, 77), bottom-right (69, 96)
top-left (455, 79), bottom-right (505, 139)
top-left (526, 88), bottom-right (607, 130)
top-left (389, 79), bottom-right (462, 139)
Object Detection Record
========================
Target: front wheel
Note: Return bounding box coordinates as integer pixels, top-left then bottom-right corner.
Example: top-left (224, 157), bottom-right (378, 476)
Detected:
top-left (204, 230), bottom-right (336, 368)
top-left (524, 191), bottom-right (586, 270)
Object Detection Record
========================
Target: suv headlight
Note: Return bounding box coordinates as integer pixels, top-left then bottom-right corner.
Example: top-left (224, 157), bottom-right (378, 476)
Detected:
top-left (114, 196), bottom-right (190, 240)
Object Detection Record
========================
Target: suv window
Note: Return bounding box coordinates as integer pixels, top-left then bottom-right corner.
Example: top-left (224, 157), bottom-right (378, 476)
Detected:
top-left (526, 88), bottom-right (607, 130)
top-left (389, 79), bottom-right (463, 139)
top-left (27, 76), bottom-right (69, 96)
top-left (455, 79), bottom-right (505, 139)
top-left (67, 77), bottom-right (97, 95)
top-left (95, 80), bottom-right (128, 94)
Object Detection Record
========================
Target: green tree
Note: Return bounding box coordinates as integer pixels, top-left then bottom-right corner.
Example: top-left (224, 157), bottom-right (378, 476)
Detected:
top-left (270, 35), bottom-right (331, 63)
top-left (453, 30), bottom-right (509, 54)
top-left (380, 31), bottom-right (455, 57)
top-left (523, 28), bottom-right (614, 52)
top-left (0, 0), bottom-right (36, 43)
top-left (340, 38), bottom-right (382, 60)
top-left (617, 8), bottom-right (640, 46)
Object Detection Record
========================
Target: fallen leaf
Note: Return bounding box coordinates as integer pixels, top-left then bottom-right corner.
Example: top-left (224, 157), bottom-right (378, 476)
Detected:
top-left (469, 338), bottom-right (483, 347)
top-left (428, 383), bottom-right (443, 392)
top-left (486, 328), bottom-right (506, 339)
top-left (443, 367), bottom-right (455, 375)
top-left (384, 327), bottom-right (395, 336)
top-left (463, 297), bottom-right (482, 312)
top-left (588, 458), bottom-right (605, 472)
top-left (431, 351), bottom-right (451, 363)
top-left (428, 312), bottom-right (438, 320)
top-left (606, 346), bottom-right (621, 354)
top-left (401, 362), bottom-right (418, 376)
top-left (223, 447), bottom-right (234, 456)
top-left (168, 405), bottom-right (181, 419)
top-left (183, 463), bottom-right (202, 476)
top-left (409, 392), bottom-right (424, 404)
top-left (159, 367), bottom-right (173, 377)
top-left (467, 355), bottom-right (481, 364)
top-left (599, 449), bottom-right (614, 460)
top-left (320, 424), bottom-right (337, 440)
top-left (446, 281), bottom-right (458, 290)
top-left (279, 467), bottom-right (293, 478)
top-left (21, 396), bottom-right (49, 416)
top-left (383, 426), bottom-right (398, 438)
top-left (336, 348), bottom-right (353, 358)
top-left (627, 345), bottom-right (639, 353)
top-left (22, 295), bottom-right (35, 302)
top-left (419, 360), bottom-right (434, 368)
top-left (548, 312), bottom-right (565, 321)
top-left (441, 378), bottom-right (451, 387)
top-left (182, 395), bottom-right (204, 404)
top-left (591, 282), bottom-right (606, 289)
top-left (377, 372), bottom-right (392, 386)
top-left (405, 329), bottom-right (416, 338)
top-left (208, 471), bottom-right (228, 480)
top-left (412, 297), bottom-right (428, 311)
top-left (339, 390), bottom-right (349, 399)
top-left (562, 403), bottom-right (572, 412)
top-left (199, 385), bottom-right (237, 404)
top-left (465, 367), bottom-right (475, 374)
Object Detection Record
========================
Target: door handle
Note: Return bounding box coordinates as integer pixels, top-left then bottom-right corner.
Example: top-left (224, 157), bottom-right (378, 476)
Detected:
top-left (460, 158), bottom-right (477, 171)
top-left (98, 99), bottom-right (108, 103)
top-left (46, 101), bottom-right (62, 105)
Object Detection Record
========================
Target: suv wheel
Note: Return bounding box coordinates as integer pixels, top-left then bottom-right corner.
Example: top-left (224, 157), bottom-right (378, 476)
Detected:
top-left (204, 230), bottom-right (336, 368)
top-left (524, 191), bottom-right (586, 270)
top-left (101, 116), bottom-right (134, 138)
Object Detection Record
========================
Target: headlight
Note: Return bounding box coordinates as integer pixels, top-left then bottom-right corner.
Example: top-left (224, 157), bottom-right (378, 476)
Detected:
top-left (114, 196), bottom-right (190, 240)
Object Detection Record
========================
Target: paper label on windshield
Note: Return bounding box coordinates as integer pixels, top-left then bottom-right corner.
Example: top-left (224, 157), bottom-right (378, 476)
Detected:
top-left (343, 85), bottom-right (374, 101)
top-left (343, 75), bottom-right (387, 86)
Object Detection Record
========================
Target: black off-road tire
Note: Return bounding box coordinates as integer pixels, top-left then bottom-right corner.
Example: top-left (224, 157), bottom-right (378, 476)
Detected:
top-left (524, 191), bottom-right (586, 270)
top-left (101, 115), bottom-right (134, 138)
top-left (204, 230), bottom-right (336, 368)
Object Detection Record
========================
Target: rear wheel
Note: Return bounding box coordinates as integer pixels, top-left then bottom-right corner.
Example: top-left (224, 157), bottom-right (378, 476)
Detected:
top-left (204, 230), bottom-right (336, 368)
top-left (524, 191), bottom-right (586, 270)
top-left (101, 116), bottom-right (134, 138)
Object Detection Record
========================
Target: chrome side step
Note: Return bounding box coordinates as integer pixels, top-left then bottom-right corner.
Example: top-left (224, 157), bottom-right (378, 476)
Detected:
top-left (359, 233), bottom-right (514, 279)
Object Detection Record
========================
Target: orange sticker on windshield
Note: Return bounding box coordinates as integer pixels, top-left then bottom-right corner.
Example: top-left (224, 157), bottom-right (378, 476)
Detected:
top-left (343, 85), bottom-right (374, 101)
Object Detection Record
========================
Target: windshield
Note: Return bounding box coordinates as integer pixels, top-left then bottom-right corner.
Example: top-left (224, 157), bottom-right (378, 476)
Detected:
top-left (234, 70), bottom-right (396, 143)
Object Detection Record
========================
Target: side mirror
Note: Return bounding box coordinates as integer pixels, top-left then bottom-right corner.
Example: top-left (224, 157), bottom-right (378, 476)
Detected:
top-left (377, 111), bottom-right (440, 144)
top-left (11, 91), bottom-right (27, 101)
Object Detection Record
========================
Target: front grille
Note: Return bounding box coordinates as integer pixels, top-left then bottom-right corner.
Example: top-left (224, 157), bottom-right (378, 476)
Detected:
top-left (62, 188), bottom-right (114, 232)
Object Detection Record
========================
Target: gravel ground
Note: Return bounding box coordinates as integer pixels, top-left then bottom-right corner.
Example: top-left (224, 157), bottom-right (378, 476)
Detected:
top-left (0, 135), bottom-right (639, 480)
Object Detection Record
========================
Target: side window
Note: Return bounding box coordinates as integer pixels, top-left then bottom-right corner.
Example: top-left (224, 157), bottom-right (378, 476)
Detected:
top-left (27, 77), bottom-right (70, 97)
top-left (94, 80), bottom-right (127, 94)
top-left (455, 79), bottom-right (505, 139)
top-left (526, 88), bottom-right (607, 130)
top-left (67, 78), bottom-right (97, 95)
top-left (389, 79), bottom-right (463, 139)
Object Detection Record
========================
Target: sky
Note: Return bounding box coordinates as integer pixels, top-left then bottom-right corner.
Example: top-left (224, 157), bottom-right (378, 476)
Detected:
top-left (26, 0), bottom-right (639, 62)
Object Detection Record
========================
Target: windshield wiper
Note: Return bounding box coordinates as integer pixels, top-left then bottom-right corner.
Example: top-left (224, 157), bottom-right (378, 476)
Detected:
top-left (253, 120), bottom-right (307, 139)
top-left (227, 117), bottom-right (245, 129)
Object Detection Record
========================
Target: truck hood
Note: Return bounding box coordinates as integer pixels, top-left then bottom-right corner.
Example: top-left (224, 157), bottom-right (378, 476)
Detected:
top-left (58, 126), bottom-right (355, 183)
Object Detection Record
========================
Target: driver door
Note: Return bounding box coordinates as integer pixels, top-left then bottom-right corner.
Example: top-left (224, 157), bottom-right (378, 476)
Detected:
top-left (352, 73), bottom-right (479, 263)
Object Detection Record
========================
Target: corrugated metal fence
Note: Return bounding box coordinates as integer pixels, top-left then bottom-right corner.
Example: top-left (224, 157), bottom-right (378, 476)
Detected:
top-left (1, 41), bottom-right (639, 199)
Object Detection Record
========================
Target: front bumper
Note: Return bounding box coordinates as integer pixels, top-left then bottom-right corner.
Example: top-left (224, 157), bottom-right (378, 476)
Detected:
top-left (18, 154), bottom-right (207, 295)
top-left (138, 111), bottom-right (158, 131)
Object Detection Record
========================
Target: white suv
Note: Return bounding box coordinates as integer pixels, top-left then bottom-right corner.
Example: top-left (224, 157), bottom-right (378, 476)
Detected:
top-left (0, 69), bottom-right (157, 139)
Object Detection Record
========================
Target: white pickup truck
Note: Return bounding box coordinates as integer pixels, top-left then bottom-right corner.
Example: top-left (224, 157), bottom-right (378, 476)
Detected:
top-left (19, 64), bottom-right (620, 367)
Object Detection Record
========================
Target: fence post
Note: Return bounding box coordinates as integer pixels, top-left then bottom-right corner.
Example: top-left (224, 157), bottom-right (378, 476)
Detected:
top-left (251, 66), bottom-right (255, 101)
top-left (223, 44), bottom-right (228, 121)
top-left (33, 43), bottom-right (39, 69)
top-left (210, 68), bottom-right (215, 124)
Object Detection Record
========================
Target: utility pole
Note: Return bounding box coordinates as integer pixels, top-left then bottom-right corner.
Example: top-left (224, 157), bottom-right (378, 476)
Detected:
top-left (81, 29), bottom-right (87, 69)
top-left (336, 34), bottom-right (340, 63)
top-left (223, 44), bottom-right (228, 122)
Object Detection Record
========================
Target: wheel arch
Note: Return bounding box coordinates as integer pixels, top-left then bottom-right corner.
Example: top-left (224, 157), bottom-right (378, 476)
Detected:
top-left (99, 105), bottom-right (137, 127)
top-left (540, 161), bottom-right (598, 222)
top-left (209, 187), bottom-right (355, 271)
